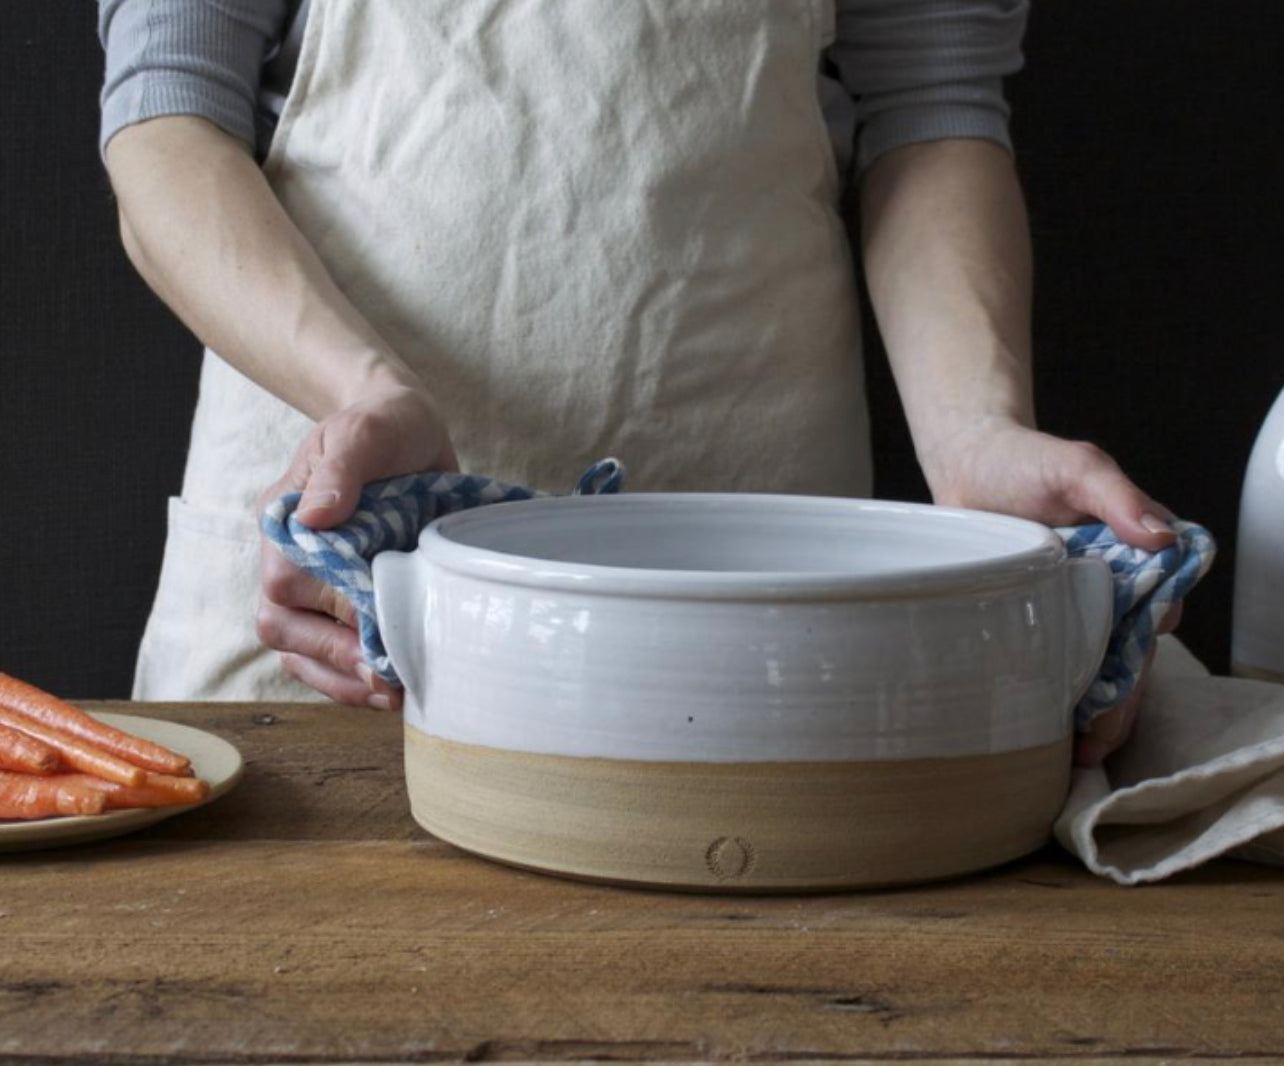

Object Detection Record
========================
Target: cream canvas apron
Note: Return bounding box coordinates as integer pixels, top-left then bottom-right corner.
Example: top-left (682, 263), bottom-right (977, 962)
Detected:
top-left (134, 0), bottom-right (873, 700)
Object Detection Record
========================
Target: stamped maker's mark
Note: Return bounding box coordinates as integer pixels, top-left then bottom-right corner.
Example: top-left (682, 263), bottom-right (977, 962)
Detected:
top-left (705, 836), bottom-right (757, 880)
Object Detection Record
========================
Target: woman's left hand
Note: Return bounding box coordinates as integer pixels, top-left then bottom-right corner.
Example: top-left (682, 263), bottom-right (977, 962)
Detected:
top-left (916, 416), bottom-right (1181, 766)
top-left (1072, 605), bottom-right (1181, 768)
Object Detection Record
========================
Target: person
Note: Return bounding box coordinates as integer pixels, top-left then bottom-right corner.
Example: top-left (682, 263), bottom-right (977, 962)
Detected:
top-left (98, 0), bottom-right (1178, 765)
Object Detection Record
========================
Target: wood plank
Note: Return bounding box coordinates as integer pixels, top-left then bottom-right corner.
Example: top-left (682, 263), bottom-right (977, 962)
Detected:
top-left (1, 836), bottom-right (1281, 1063)
top-left (4, 703), bottom-right (1276, 1063)
top-left (216, 1062), bottom-right (1284, 1066)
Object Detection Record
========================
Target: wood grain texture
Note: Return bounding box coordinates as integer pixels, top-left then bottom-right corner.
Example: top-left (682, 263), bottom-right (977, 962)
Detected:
top-left (406, 727), bottom-right (1072, 891)
top-left (0, 703), bottom-right (1280, 1065)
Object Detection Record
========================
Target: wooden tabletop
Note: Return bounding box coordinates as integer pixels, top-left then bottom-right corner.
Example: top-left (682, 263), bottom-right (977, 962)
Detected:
top-left (2, 702), bottom-right (1281, 1066)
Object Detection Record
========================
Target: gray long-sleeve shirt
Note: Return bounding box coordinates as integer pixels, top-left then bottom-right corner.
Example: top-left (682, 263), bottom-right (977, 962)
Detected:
top-left (98, 0), bottom-right (1028, 174)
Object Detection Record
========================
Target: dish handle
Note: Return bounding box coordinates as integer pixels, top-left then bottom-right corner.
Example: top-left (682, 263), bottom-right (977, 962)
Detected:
top-left (372, 549), bottom-right (427, 700)
top-left (1065, 556), bottom-right (1114, 706)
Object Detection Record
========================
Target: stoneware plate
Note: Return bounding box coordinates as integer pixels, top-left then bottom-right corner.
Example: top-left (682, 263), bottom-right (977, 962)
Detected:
top-left (0, 712), bottom-right (243, 852)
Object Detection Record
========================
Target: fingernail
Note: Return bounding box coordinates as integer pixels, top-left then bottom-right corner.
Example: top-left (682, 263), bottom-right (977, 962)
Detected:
top-left (1140, 512), bottom-right (1174, 536)
top-left (367, 693), bottom-right (395, 711)
top-left (356, 663), bottom-right (375, 689)
top-left (300, 490), bottom-right (339, 513)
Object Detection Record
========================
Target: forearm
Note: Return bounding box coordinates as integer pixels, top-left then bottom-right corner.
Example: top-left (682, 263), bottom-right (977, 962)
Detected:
top-left (105, 116), bottom-right (421, 420)
top-left (859, 138), bottom-right (1035, 488)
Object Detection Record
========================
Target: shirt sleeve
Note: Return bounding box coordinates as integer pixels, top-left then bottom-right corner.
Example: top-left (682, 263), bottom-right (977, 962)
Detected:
top-left (828, 0), bottom-right (1029, 173)
top-left (98, 0), bottom-right (289, 155)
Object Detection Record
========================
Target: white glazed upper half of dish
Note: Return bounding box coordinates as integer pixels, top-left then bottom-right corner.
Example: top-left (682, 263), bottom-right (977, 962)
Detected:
top-left (421, 494), bottom-right (1067, 600)
top-left (376, 495), bottom-right (1110, 762)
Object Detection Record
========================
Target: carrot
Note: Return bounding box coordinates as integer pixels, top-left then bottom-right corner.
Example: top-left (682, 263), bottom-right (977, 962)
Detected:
top-left (0, 771), bottom-right (107, 819)
top-left (0, 723), bottom-right (61, 775)
top-left (0, 672), bottom-right (191, 776)
top-left (55, 772), bottom-right (210, 810)
top-left (139, 772), bottom-right (209, 804)
top-left (0, 706), bottom-right (144, 787)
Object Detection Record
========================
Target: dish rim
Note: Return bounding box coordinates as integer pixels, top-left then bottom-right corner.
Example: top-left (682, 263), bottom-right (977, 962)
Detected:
top-left (414, 493), bottom-right (1067, 601)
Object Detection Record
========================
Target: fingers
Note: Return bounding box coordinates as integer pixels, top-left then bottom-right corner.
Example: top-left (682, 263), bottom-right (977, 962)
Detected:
top-left (1157, 602), bottom-right (1183, 635)
top-left (1057, 440), bottom-right (1176, 552)
top-left (280, 651), bottom-right (400, 711)
top-left (260, 541), bottom-right (358, 627)
top-left (257, 539), bottom-right (398, 707)
top-left (256, 600), bottom-right (400, 709)
top-left (1073, 600), bottom-right (1180, 768)
top-left (1074, 640), bottom-right (1159, 767)
top-left (256, 598), bottom-right (360, 676)
top-left (1074, 698), bottom-right (1139, 768)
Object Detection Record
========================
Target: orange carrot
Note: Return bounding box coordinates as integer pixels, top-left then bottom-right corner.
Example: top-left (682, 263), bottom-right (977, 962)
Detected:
top-left (0, 672), bottom-right (191, 775)
top-left (139, 772), bottom-right (209, 804)
top-left (0, 723), bottom-right (60, 775)
top-left (55, 772), bottom-right (210, 810)
top-left (0, 771), bottom-right (107, 819)
top-left (0, 706), bottom-right (144, 787)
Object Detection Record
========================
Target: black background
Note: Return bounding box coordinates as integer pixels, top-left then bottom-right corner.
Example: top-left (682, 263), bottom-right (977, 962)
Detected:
top-left (2, 3), bottom-right (1282, 698)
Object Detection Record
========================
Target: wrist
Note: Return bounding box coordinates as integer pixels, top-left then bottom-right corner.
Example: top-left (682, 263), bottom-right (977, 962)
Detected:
top-left (909, 396), bottom-right (1032, 456)
top-left (334, 349), bottom-right (426, 410)
top-left (295, 336), bottom-right (428, 417)
top-left (890, 334), bottom-right (1036, 457)
top-left (913, 411), bottom-right (1032, 502)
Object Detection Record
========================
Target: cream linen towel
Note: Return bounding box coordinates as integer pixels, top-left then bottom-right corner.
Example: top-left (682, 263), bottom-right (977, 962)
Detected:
top-left (1056, 635), bottom-right (1284, 883)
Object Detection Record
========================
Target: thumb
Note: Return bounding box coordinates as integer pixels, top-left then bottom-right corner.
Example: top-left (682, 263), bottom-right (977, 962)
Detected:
top-left (295, 421), bottom-right (383, 530)
top-left (1070, 455), bottom-right (1177, 552)
top-left (296, 458), bottom-right (363, 530)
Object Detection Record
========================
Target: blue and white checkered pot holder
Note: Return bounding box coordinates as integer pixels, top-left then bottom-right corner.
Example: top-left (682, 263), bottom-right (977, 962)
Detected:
top-left (262, 461), bottom-right (1214, 730)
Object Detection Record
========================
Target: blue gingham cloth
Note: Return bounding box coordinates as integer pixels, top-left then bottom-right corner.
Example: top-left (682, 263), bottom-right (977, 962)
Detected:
top-left (261, 460), bottom-right (624, 684)
top-left (262, 464), bottom-right (1214, 729)
top-left (1059, 520), bottom-right (1215, 728)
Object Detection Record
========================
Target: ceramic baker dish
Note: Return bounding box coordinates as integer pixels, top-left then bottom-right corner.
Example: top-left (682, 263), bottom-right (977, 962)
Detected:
top-left (373, 494), bottom-right (1112, 891)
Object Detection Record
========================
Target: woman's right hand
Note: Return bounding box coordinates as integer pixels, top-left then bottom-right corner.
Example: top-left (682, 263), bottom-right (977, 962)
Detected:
top-left (255, 385), bottom-right (458, 708)
top-left (105, 118), bottom-right (458, 706)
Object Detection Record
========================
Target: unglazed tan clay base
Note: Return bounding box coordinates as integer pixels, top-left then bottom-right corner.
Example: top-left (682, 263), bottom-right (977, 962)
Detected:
top-left (405, 726), bottom-right (1072, 891)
